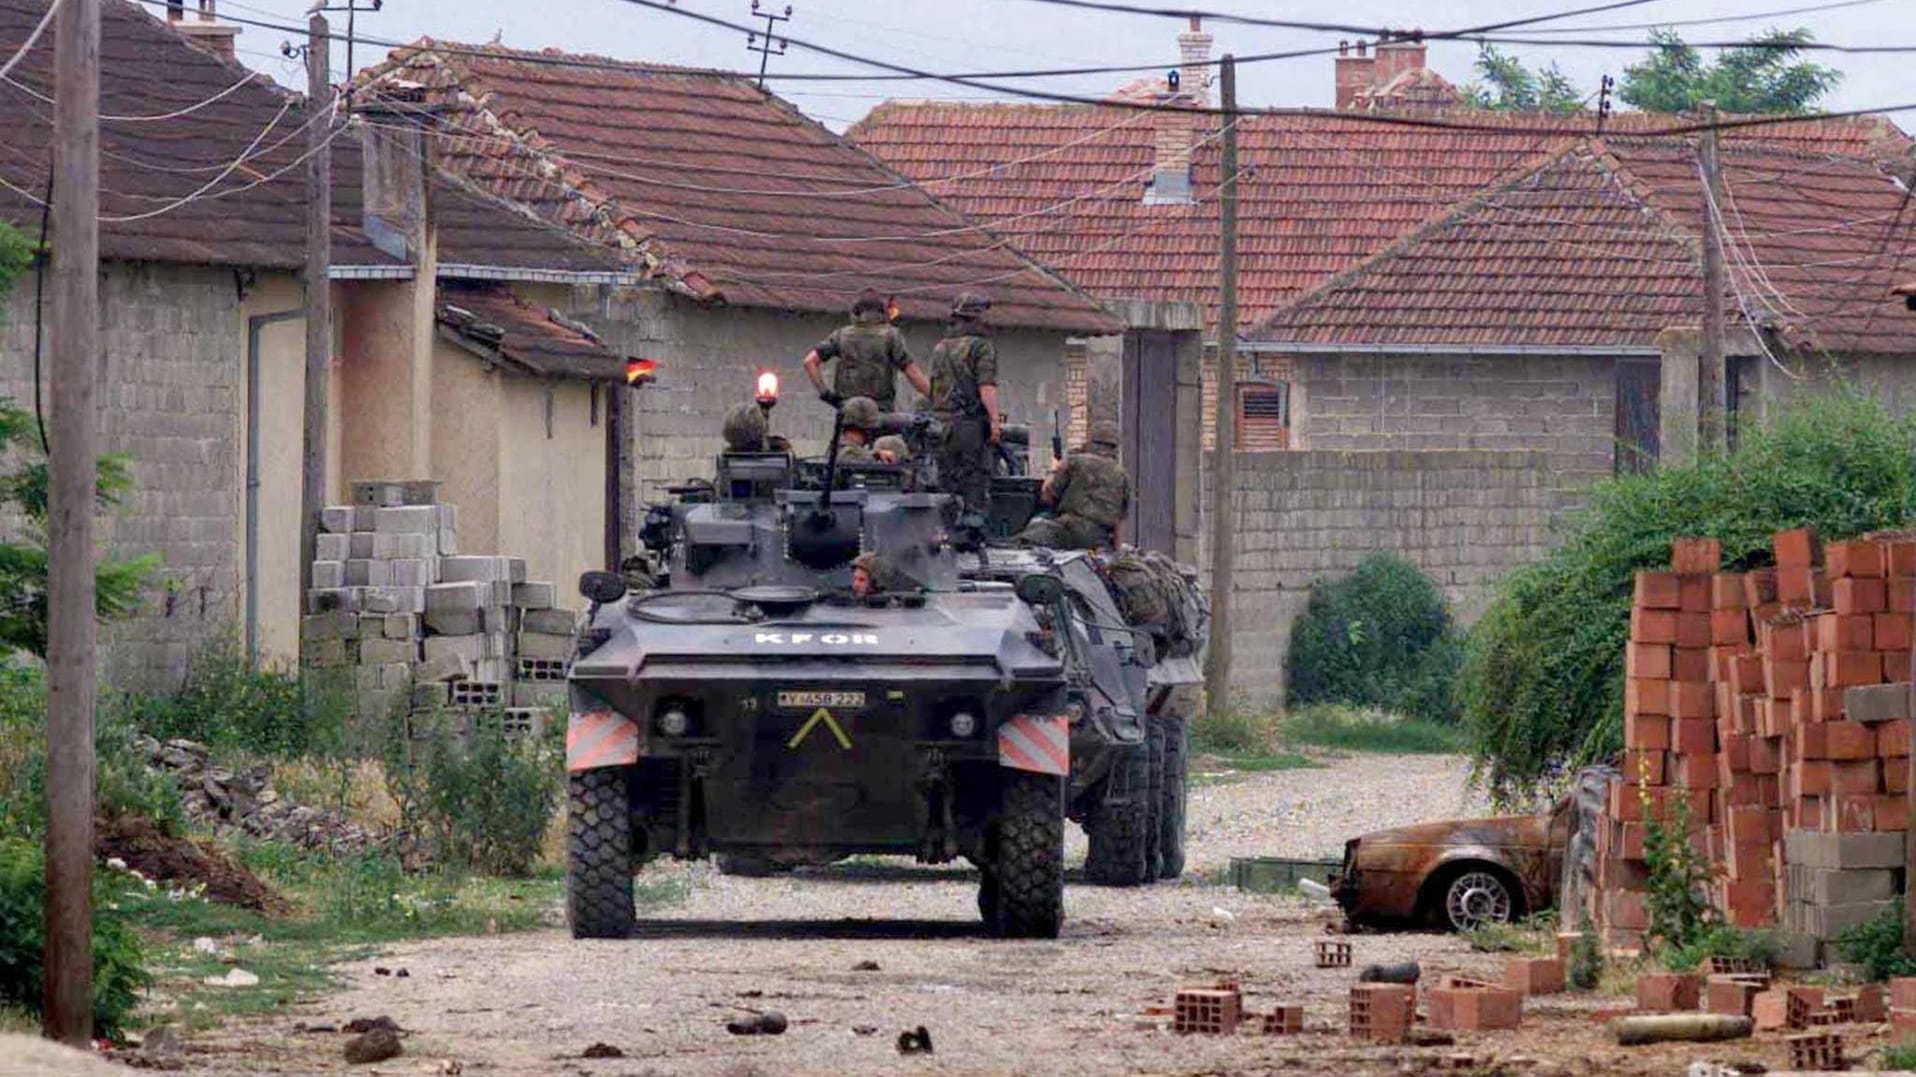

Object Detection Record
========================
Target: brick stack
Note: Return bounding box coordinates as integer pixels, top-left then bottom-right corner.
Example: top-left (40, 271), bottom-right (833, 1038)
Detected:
top-left (302, 481), bottom-right (577, 736)
top-left (1597, 527), bottom-right (1916, 963)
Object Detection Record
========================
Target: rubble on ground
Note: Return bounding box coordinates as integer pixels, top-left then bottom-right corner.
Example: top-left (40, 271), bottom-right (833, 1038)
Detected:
top-left (130, 734), bottom-right (379, 854)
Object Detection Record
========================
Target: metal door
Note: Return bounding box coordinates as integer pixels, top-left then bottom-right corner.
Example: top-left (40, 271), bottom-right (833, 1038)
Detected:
top-left (1120, 330), bottom-right (1178, 552)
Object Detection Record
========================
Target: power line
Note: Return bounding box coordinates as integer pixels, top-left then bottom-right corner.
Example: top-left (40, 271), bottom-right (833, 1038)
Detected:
top-left (1515, 0), bottom-right (1887, 35)
top-left (1008, 0), bottom-right (1668, 37)
top-left (0, 0), bottom-right (59, 83)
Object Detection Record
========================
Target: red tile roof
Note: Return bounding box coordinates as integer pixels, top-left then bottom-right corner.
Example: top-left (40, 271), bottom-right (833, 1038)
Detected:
top-left (436, 283), bottom-right (627, 381)
top-left (354, 42), bottom-right (1120, 335)
top-left (1253, 138), bottom-right (1916, 354)
top-left (848, 102), bottom-right (1909, 334)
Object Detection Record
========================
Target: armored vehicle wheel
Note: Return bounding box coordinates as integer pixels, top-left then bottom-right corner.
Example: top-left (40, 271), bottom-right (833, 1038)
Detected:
top-left (985, 770), bottom-right (1063, 938)
top-left (1157, 717), bottom-right (1189, 880)
top-left (1141, 721), bottom-right (1167, 884)
top-left (566, 767), bottom-right (635, 939)
top-left (1082, 746), bottom-right (1151, 887)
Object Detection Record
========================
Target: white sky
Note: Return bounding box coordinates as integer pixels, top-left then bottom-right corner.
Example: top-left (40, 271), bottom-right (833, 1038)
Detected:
top-left (214, 0), bottom-right (1914, 131)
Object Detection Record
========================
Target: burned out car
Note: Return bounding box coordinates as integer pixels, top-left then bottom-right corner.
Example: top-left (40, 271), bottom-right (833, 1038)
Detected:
top-left (1330, 767), bottom-right (1610, 932)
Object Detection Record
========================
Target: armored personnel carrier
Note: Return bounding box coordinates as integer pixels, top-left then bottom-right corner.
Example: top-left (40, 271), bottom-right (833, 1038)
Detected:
top-left (562, 381), bottom-right (1206, 939)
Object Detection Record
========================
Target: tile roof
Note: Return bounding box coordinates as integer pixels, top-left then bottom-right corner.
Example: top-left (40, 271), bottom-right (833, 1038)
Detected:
top-left (1252, 138), bottom-right (1916, 354)
top-left (354, 41), bottom-right (1121, 335)
top-left (435, 283), bottom-right (627, 381)
top-left (848, 102), bottom-right (1910, 334)
top-left (0, 1), bottom-right (629, 278)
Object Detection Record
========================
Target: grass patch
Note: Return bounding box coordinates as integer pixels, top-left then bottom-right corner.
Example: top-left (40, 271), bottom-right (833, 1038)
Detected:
top-left (1190, 706), bottom-right (1280, 756)
top-left (1210, 752), bottom-right (1320, 773)
top-left (1462, 912), bottom-right (1558, 955)
top-left (128, 844), bottom-right (684, 1028)
top-left (1280, 704), bottom-right (1468, 754)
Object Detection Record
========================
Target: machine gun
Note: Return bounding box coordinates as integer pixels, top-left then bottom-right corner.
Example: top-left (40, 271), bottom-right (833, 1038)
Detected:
top-left (1051, 409), bottom-right (1063, 466)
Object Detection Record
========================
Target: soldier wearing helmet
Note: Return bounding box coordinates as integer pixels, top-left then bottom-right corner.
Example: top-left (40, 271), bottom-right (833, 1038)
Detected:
top-left (722, 402), bottom-right (770, 452)
top-left (872, 434), bottom-right (909, 464)
top-left (1017, 418), bottom-right (1130, 550)
top-left (925, 292), bottom-right (1000, 513)
top-left (802, 289), bottom-right (931, 412)
top-left (833, 396), bottom-right (883, 465)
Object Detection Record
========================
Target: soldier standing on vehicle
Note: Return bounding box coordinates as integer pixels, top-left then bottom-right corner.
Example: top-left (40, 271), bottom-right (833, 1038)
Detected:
top-left (833, 396), bottom-right (882, 465)
top-left (1018, 419), bottom-right (1130, 549)
top-left (803, 290), bottom-right (931, 412)
top-left (926, 292), bottom-right (1000, 513)
top-left (872, 434), bottom-right (909, 464)
top-left (722, 402), bottom-right (769, 452)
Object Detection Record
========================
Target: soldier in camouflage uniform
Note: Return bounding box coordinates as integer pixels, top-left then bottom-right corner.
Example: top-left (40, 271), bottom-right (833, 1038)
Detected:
top-left (926, 292), bottom-right (1000, 513)
top-left (723, 402), bottom-right (769, 452)
top-left (1018, 419), bottom-right (1130, 549)
top-left (872, 434), bottom-right (909, 464)
top-left (803, 289), bottom-right (931, 412)
top-left (832, 396), bottom-right (881, 465)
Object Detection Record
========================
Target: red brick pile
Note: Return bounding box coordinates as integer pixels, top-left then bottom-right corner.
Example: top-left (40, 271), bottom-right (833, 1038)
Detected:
top-left (1598, 529), bottom-right (1916, 946)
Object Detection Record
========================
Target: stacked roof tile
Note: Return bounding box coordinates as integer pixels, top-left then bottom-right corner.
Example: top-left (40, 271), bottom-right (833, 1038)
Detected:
top-left (354, 42), bottom-right (1119, 334)
top-left (436, 283), bottom-right (627, 380)
top-left (849, 102), bottom-right (1910, 343)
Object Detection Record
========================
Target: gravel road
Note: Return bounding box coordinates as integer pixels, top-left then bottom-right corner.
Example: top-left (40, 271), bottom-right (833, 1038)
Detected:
top-left (180, 752), bottom-right (1747, 1077)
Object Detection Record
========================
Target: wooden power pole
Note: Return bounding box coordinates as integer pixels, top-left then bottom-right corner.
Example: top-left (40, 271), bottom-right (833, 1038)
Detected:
top-left (44, 0), bottom-right (101, 1046)
top-left (1203, 55), bottom-right (1239, 712)
top-left (1697, 101), bottom-right (1726, 455)
top-left (300, 13), bottom-right (332, 624)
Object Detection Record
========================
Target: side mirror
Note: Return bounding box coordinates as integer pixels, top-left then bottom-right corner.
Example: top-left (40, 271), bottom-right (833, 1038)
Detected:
top-left (579, 570), bottom-right (628, 605)
top-left (1015, 573), bottom-right (1063, 607)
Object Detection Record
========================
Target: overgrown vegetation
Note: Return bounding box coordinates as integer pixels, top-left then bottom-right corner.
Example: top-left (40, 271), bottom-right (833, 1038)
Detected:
top-left (1190, 705), bottom-right (1280, 756)
top-left (122, 644), bottom-right (353, 759)
top-left (1281, 704), bottom-right (1468, 755)
top-left (1835, 899), bottom-right (1916, 982)
top-left (1568, 912), bottom-right (1605, 990)
top-left (1881, 1040), bottom-right (1916, 1071)
top-left (385, 711), bottom-right (560, 877)
top-left (0, 839), bottom-right (149, 1039)
top-left (1464, 391), bottom-right (1916, 799)
top-left (1664, 924), bottom-right (1783, 973)
top-left (1463, 912), bottom-right (1557, 955)
top-left (1459, 29), bottom-right (1841, 116)
top-left (1464, 44), bottom-right (1583, 114)
top-left (1641, 791), bottom-right (1716, 956)
top-left (1286, 554), bottom-right (1463, 724)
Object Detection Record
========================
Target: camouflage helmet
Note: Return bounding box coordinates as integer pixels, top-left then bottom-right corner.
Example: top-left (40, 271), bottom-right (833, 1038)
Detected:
top-left (873, 434), bottom-right (909, 460)
top-left (850, 288), bottom-right (886, 319)
top-left (1088, 419), bottom-right (1120, 448)
top-left (950, 292), bottom-right (992, 320)
top-left (722, 402), bottom-right (768, 451)
top-left (840, 395), bottom-right (881, 433)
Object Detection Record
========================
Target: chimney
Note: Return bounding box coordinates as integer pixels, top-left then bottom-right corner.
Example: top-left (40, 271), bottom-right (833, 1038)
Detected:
top-left (358, 88), bottom-right (435, 265)
top-left (170, 0), bottom-right (240, 62)
top-left (1371, 35), bottom-right (1426, 89)
top-left (1176, 15), bottom-right (1213, 108)
top-left (1146, 108), bottom-right (1195, 204)
top-left (1334, 40), bottom-right (1373, 110)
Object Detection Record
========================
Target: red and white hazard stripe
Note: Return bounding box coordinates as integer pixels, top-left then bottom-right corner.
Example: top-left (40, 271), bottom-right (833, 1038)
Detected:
top-left (998, 714), bottom-right (1069, 776)
top-left (566, 709), bottom-right (640, 772)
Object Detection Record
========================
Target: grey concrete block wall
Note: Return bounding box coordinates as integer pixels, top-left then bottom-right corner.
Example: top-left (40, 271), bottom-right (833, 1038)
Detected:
top-left (0, 262), bottom-right (245, 690)
top-left (1293, 352), bottom-right (1619, 478)
top-left (1207, 449), bottom-right (1585, 706)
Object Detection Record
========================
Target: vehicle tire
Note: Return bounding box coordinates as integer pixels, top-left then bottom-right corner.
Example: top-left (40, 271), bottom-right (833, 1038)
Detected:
top-left (1082, 746), bottom-right (1150, 887)
top-left (1157, 716), bottom-right (1188, 880)
top-left (987, 770), bottom-right (1064, 938)
top-left (1434, 864), bottom-right (1521, 932)
top-left (566, 767), bottom-right (635, 939)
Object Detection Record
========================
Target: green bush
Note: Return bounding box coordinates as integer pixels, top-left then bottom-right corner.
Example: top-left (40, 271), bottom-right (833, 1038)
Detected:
top-left (1664, 924), bottom-right (1782, 973)
top-left (386, 712), bottom-right (559, 877)
top-left (1568, 912), bottom-right (1605, 989)
top-left (1835, 899), bottom-right (1916, 981)
top-left (1462, 390), bottom-right (1916, 800)
top-left (1280, 704), bottom-right (1468, 754)
top-left (0, 838), bottom-right (149, 1040)
top-left (122, 642), bottom-right (351, 759)
top-left (1285, 553), bottom-right (1462, 724)
top-left (0, 665), bottom-right (182, 840)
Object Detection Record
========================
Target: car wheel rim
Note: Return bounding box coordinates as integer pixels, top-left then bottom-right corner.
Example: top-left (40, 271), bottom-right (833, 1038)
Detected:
top-left (1446, 871), bottom-right (1512, 930)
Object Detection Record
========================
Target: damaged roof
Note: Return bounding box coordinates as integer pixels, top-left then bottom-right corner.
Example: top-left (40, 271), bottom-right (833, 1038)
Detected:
top-left (355, 41), bottom-right (1121, 334)
top-left (1253, 139), bottom-right (1916, 355)
top-left (435, 283), bottom-right (629, 380)
top-left (849, 102), bottom-right (1910, 333)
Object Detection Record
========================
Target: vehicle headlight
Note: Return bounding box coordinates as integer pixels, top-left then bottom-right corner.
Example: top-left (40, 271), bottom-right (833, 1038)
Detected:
top-left (657, 706), bottom-right (690, 737)
top-left (948, 711), bottom-right (978, 738)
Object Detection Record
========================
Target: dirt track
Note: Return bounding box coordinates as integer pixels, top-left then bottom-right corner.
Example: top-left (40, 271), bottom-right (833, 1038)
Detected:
top-left (176, 755), bottom-right (1806, 1076)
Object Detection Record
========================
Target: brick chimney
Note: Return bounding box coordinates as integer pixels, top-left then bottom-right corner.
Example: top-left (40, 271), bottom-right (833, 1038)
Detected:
top-left (1372, 36), bottom-right (1426, 89)
top-left (1334, 41), bottom-right (1373, 110)
top-left (1176, 15), bottom-right (1213, 108)
top-left (167, 0), bottom-right (240, 62)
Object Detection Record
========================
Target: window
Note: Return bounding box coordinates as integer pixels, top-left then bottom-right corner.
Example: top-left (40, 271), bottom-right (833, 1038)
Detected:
top-left (1237, 382), bottom-right (1290, 450)
top-left (589, 384), bottom-right (600, 427)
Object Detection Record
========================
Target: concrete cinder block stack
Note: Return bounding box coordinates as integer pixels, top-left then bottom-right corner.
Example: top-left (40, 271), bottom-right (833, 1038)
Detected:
top-left (1594, 527), bottom-right (1916, 966)
top-left (301, 481), bottom-right (579, 736)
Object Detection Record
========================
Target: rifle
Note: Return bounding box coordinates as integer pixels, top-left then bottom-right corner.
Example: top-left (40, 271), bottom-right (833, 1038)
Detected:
top-left (1051, 410), bottom-right (1063, 464)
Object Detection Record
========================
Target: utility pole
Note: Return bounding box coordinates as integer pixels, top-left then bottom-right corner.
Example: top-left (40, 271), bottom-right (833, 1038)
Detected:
top-left (746, 0), bottom-right (791, 89)
top-left (43, 0), bottom-right (101, 1045)
top-left (300, 12), bottom-right (332, 637)
top-left (1697, 101), bottom-right (1726, 456)
top-left (1203, 55), bottom-right (1239, 713)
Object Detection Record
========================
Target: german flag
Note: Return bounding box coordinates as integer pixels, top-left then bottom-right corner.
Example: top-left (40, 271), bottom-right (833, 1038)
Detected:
top-left (625, 357), bottom-right (659, 385)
